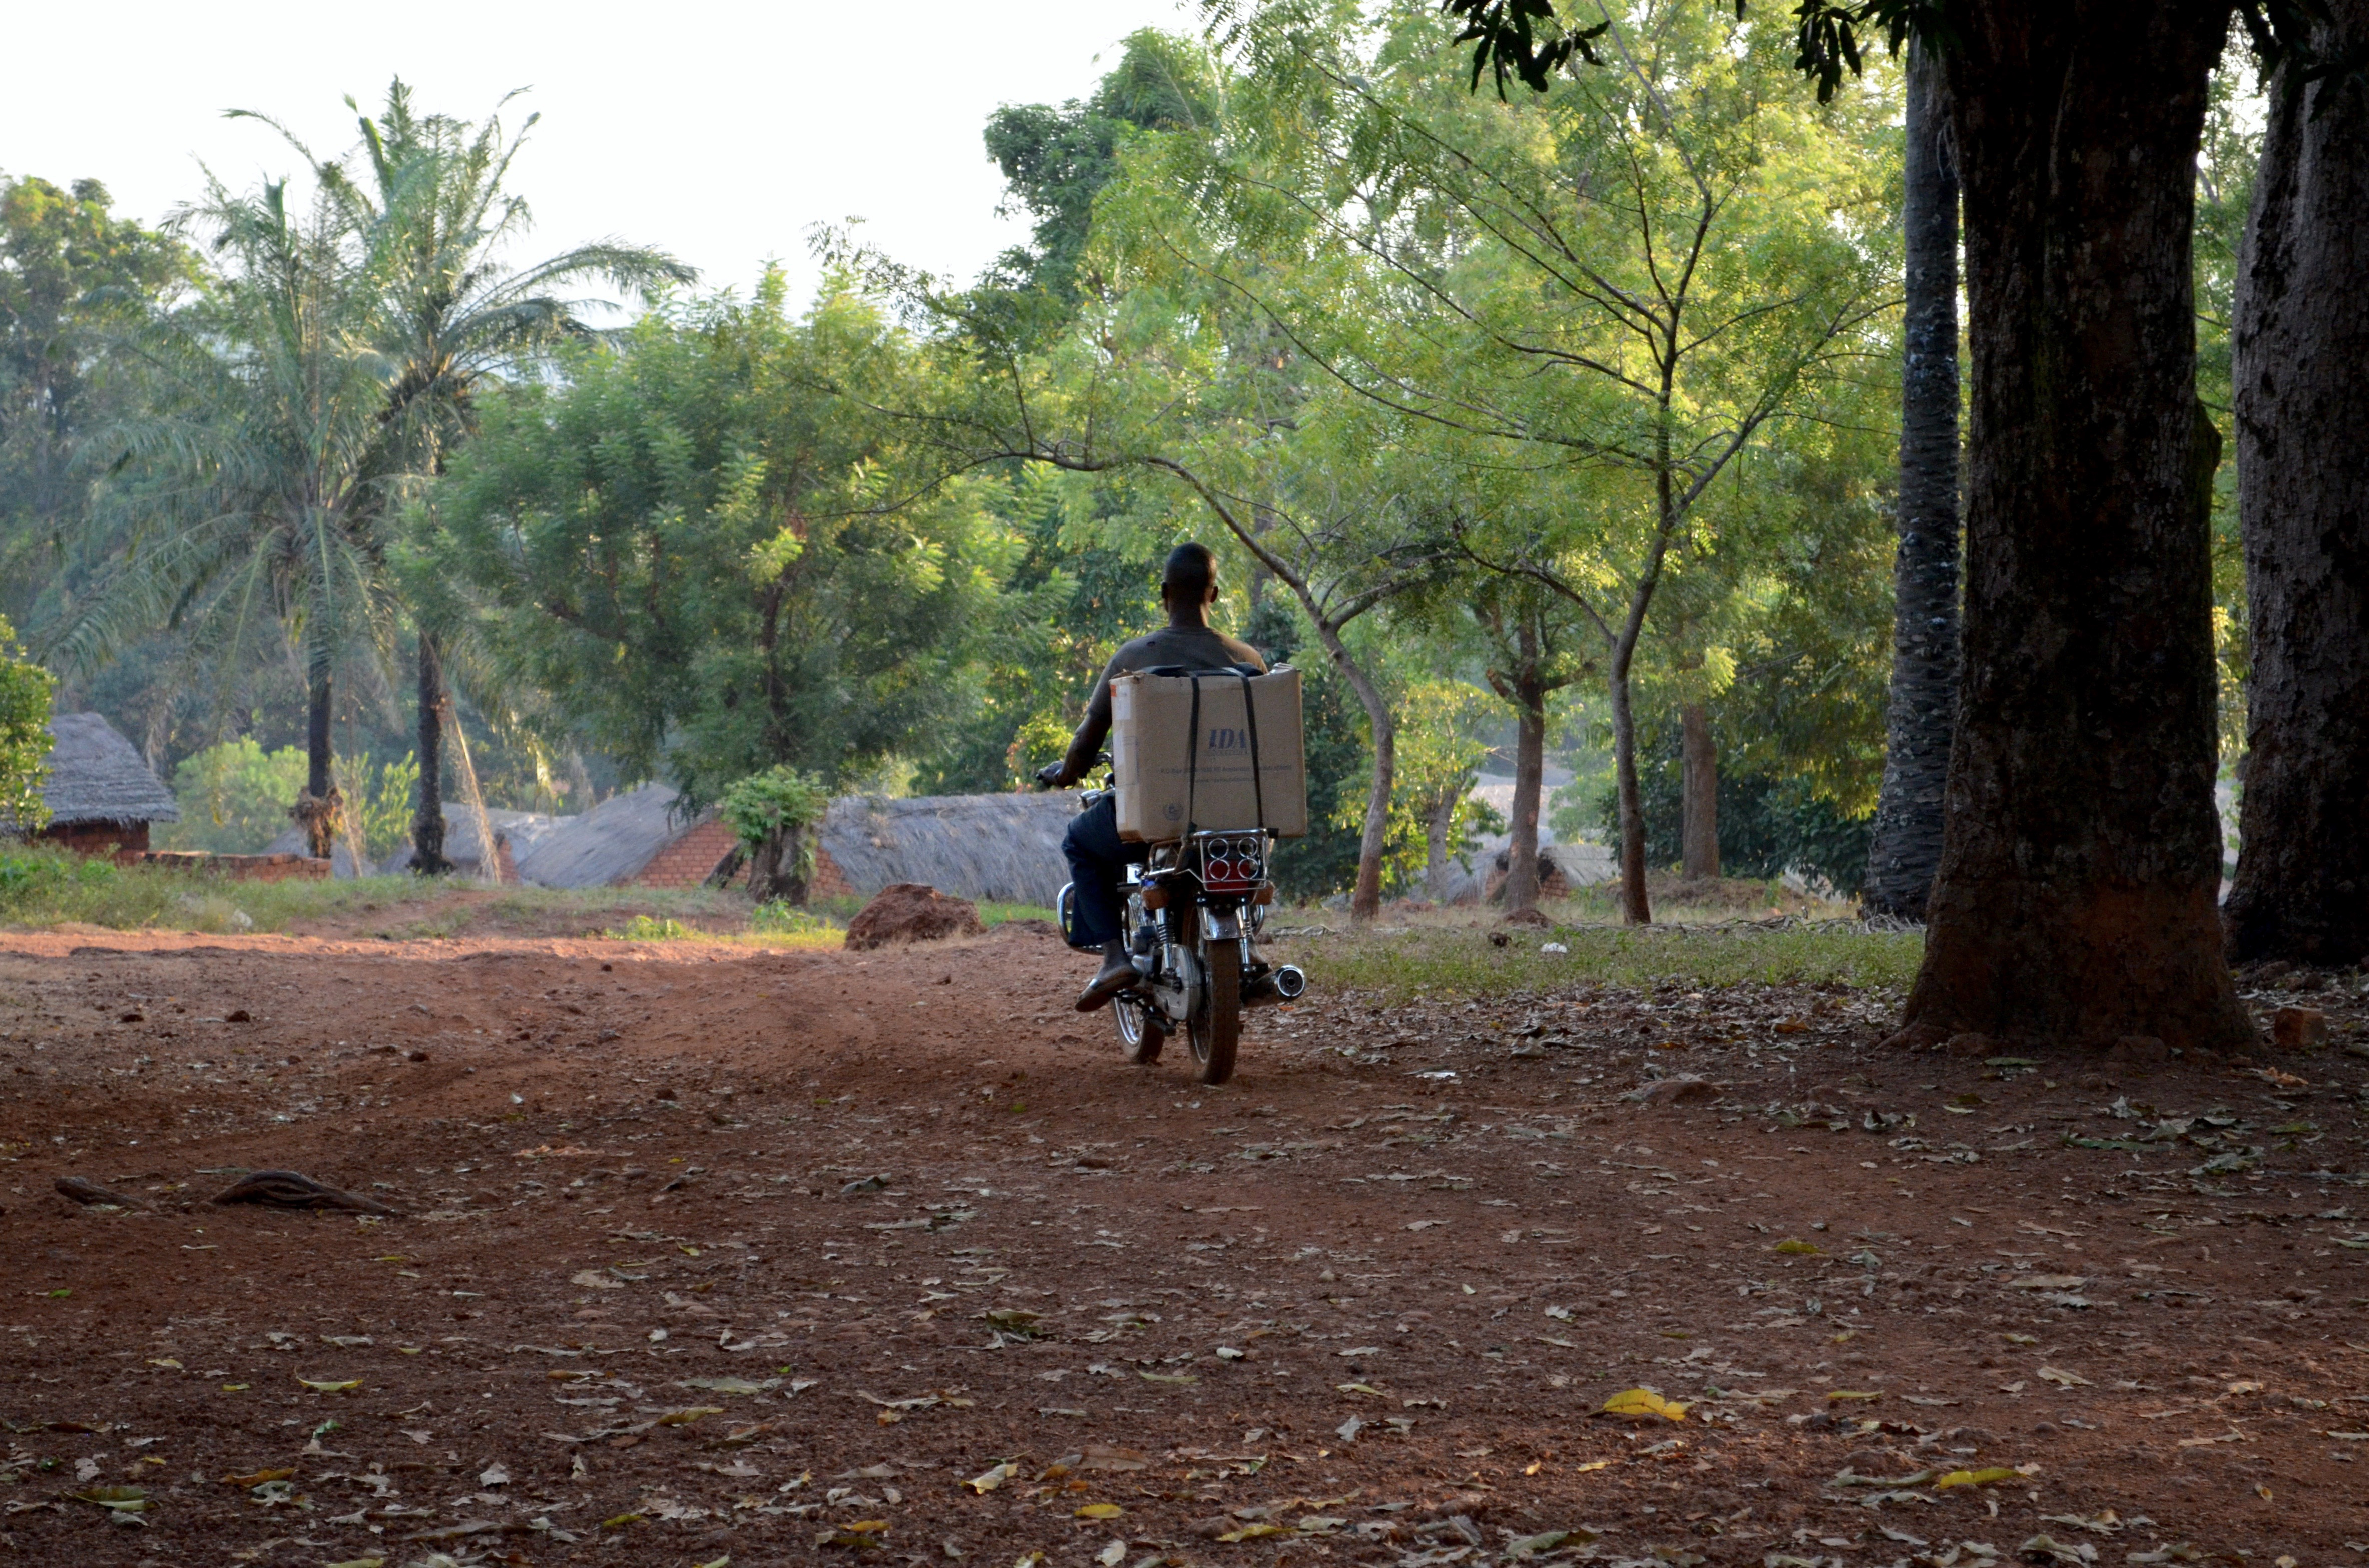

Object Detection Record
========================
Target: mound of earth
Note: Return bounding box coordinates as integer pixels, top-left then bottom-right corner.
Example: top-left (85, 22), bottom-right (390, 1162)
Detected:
top-left (844, 881), bottom-right (985, 949)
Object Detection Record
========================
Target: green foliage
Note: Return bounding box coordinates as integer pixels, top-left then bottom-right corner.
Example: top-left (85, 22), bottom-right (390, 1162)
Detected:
top-left (162, 738), bottom-right (417, 859)
top-left (909, 467), bottom-right (1164, 794)
top-left (1258, 602), bottom-right (1367, 901)
top-left (1596, 729), bottom-right (1874, 896)
top-left (57, 164), bottom-right (400, 784)
top-left (0, 841), bottom-right (118, 903)
top-left (720, 765), bottom-right (828, 847)
top-left (0, 176), bottom-right (192, 621)
top-left (751, 900), bottom-right (837, 936)
top-left (982, 31), bottom-right (1218, 302)
top-left (606, 914), bottom-right (691, 940)
top-left (161, 739), bottom-right (304, 853)
top-left (2195, 40), bottom-right (2264, 765)
top-left (341, 751), bottom-right (420, 861)
top-left (0, 614), bottom-right (54, 831)
top-left (429, 273), bottom-right (1018, 808)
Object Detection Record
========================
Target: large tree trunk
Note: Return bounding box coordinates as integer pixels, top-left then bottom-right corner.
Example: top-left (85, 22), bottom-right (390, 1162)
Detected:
top-left (1608, 663), bottom-right (1650, 925)
top-left (1504, 676), bottom-right (1547, 915)
top-left (2222, 0), bottom-right (2369, 966)
top-left (1679, 702), bottom-right (1719, 882)
top-left (1898, 4), bottom-right (2253, 1054)
top-left (1865, 37), bottom-right (1962, 921)
top-left (412, 632), bottom-right (454, 876)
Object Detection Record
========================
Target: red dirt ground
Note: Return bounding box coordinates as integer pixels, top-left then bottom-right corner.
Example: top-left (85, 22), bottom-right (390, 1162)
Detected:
top-left (1, 923), bottom-right (2365, 1568)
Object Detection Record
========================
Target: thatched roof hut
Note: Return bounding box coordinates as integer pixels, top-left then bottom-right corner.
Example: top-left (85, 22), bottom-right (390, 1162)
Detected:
top-left (514, 782), bottom-right (1083, 907)
top-left (514, 783), bottom-right (701, 888)
top-left (815, 792), bottom-right (1080, 908)
top-left (19, 712), bottom-right (179, 855)
top-left (40, 713), bottom-right (179, 829)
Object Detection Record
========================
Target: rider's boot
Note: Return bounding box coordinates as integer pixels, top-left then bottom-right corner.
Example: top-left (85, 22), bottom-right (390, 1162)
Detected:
top-left (1075, 939), bottom-right (1136, 1012)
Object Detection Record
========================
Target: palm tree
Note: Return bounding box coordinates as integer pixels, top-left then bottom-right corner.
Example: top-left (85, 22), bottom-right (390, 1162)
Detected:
top-left (241, 81), bottom-right (694, 871)
top-left (62, 174), bottom-right (402, 858)
top-left (1862, 40), bottom-right (1960, 920)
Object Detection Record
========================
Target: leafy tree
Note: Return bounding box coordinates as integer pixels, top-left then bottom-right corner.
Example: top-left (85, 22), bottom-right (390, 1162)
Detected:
top-left (0, 177), bottom-right (192, 622)
top-left (429, 272), bottom-right (1017, 808)
top-left (239, 81), bottom-right (694, 874)
top-left (0, 613), bottom-right (54, 832)
top-left (157, 736), bottom-right (415, 859)
top-left (1185, 1), bottom-right (1891, 924)
top-left (717, 764), bottom-right (829, 903)
top-left (64, 173), bottom-right (404, 857)
top-left (983, 31), bottom-right (1220, 302)
top-left (1450, 0), bottom-right (2292, 1052)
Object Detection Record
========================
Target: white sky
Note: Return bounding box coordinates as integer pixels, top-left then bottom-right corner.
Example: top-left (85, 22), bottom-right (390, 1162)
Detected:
top-left (0, 0), bottom-right (1191, 306)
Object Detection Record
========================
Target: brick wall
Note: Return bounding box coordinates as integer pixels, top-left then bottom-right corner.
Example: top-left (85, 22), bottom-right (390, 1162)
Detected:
top-left (631, 818), bottom-right (739, 889)
top-left (809, 844), bottom-right (853, 901)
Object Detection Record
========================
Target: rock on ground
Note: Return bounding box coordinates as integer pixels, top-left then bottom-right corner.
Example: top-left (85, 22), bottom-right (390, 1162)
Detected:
top-left (844, 881), bottom-right (985, 950)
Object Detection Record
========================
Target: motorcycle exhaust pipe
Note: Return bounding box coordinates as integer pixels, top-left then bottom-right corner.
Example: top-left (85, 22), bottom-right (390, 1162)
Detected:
top-left (1245, 964), bottom-right (1308, 1006)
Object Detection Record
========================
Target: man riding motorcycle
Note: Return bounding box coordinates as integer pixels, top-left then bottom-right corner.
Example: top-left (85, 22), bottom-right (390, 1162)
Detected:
top-left (1035, 542), bottom-right (1266, 1011)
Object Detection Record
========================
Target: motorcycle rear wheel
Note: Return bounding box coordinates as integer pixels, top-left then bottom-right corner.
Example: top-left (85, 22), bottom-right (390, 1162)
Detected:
top-left (1188, 941), bottom-right (1241, 1086)
top-left (1114, 993), bottom-right (1164, 1064)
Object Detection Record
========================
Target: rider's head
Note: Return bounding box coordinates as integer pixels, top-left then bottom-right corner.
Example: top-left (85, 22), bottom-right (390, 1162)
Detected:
top-left (1161, 542), bottom-right (1219, 614)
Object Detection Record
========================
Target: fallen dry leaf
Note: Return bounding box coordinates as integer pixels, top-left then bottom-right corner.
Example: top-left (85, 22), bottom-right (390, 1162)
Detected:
top-left (1598, 1388), bottom-right (1687, 1422)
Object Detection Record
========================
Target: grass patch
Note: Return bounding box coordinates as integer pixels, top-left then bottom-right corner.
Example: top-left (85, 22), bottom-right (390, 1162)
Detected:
top-left (0, 840), bottom-right (1063, 946)
top-left (1286, 922), bottom-right (1923, 1000)
top-left (975, 900), bottom-right (1058, 928)
top-left (0, 845), bottom-right (441, 933)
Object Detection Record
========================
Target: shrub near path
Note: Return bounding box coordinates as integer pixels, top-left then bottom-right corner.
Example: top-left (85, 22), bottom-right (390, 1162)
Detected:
top-left (0, 921), bottom-right (2361, 1565)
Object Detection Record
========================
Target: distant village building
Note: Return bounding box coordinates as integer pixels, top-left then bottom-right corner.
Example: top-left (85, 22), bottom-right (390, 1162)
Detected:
top-left (512, 781), bottom-right (1078, 906)
top-left (28, 712), bottom-right (179, 856)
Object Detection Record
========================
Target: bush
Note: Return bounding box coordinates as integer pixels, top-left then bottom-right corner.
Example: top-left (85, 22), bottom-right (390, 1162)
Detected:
top-left (752, 901), bottom-right (838, 936)
top-left (163, 740), bottom-right (419, 861)
top-left (1592, 738), bottom-right (1874, 896)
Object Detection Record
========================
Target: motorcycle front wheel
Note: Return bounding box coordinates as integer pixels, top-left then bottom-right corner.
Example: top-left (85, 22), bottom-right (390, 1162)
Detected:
top-left (1114, 992), bottom-right (1164, 1065)
top-left (1188, 940), bottom-right (1240, 1086)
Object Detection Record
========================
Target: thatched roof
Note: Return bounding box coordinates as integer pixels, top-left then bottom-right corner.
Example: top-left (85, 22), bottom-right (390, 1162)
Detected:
top-left (515, 783), bottom-right (695, 889)
top-left (381, 807), bottom-right (564, 874)
top-left (819, 792), bottom-right (1080, 908)
top-left (513, 782), bottom-right (1084, 905)
top-left (41, 712), bottom-right (178, 826)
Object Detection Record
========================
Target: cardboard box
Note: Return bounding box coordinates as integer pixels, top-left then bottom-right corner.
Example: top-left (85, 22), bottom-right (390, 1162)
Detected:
top-left (1111, 666), bottom-right (1308, 841)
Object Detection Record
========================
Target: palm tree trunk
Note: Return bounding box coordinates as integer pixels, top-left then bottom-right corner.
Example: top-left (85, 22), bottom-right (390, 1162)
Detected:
top-left (1865, 37), bottom-right (1963, 920)
top-left (412, 632), bottom-right (453, 875)
top-left (1680, 701), bottom-right (1720, 881)
top-left (2223, 0), bottom-right (2369, 965)
top-left (297, 647), bottom-right (340, 861)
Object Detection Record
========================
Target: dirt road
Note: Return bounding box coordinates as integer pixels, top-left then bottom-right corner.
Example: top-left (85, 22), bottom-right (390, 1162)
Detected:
top-left (1, 923), bottom-right (2364, 1565)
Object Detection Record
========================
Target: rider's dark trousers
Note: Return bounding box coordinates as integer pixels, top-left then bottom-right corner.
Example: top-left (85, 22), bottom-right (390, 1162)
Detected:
top-left (1063, 794), bottom-right (1150, 948)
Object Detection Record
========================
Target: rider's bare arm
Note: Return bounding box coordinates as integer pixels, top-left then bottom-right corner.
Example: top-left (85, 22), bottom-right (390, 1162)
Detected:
top-left (1040, 655), bottom-right (1125, 787)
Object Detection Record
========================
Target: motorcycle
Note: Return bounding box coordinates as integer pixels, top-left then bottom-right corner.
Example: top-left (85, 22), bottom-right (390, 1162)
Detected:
top-left (1056, 764), bottom-right (1306, 1086)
